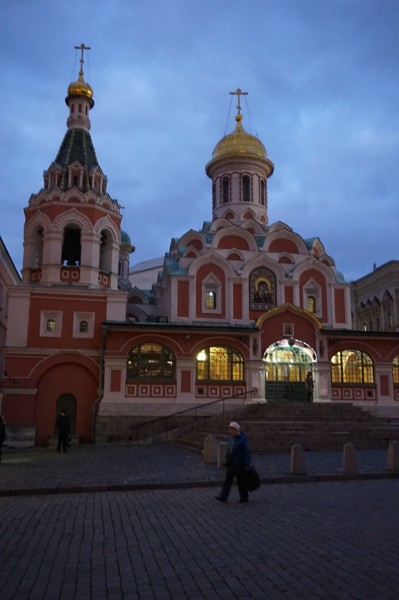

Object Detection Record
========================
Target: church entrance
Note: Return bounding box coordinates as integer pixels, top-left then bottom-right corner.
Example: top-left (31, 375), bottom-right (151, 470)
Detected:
top-left (264, 339), bottom-right (316, 402)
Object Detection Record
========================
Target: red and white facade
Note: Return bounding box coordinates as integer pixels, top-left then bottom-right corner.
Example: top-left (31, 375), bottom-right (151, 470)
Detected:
top-left (1, 69), bottom-right (399, 446)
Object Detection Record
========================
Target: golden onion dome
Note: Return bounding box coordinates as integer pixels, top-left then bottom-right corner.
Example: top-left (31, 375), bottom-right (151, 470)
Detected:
top-left (66, 75), bottom-right (94, 108)
top-left (211, 114), bottom-right (267, 160)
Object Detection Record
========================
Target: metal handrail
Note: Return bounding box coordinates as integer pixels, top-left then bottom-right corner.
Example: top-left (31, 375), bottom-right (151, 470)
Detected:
top-left (126, 388), bottom-right (257, 443)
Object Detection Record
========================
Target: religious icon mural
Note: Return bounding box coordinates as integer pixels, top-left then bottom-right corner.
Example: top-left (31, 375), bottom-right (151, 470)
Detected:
top-left (249, 267), bottom-right (277, 311)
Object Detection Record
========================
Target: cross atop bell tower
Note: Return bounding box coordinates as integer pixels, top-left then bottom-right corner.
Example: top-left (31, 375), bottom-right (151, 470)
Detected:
top-left (229, 88), bottom-right (248, 116)
top-left (75, 43), bottom-right (91, 80)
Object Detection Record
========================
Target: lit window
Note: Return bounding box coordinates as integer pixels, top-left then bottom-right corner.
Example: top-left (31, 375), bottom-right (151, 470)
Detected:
top-left (196, 346), bottom-right (244, 381)
top-left (47, 319), bottom-right (56, 332)
top-left (205, 290), bottom-right (216, 310)
top-left (331, 350), bottom-right (374, 384)
top-left (307, 296), bottom-right (316, 313)
top-left (127, 343), bottom-right (175, 380)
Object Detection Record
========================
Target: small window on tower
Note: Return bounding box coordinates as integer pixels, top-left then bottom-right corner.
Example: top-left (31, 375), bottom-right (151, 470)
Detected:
top-left (40, 311), bottom-right (62, 337)
top-left (79, 320), bottom-right (89, 333)
top-left (222, 177), bottom-right (229, 204)
top-left (47, 319), bottom-right (56, 332)
top-left (73, 312), bottom-right (94, 338)
top-left (260, 180), bottom-right (266, 205)
top-left (243, 175), bottom-right (250, 202)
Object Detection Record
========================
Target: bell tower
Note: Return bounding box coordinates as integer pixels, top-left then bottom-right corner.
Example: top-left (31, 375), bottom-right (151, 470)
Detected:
top-left (22, 44), bottom-right (123, 290)
top-left (205, 89), bottom-right (274, 226)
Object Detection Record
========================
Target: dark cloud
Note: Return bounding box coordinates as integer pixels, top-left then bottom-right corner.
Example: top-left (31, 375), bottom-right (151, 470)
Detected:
top-left (0, 0), bottom-right (398, 280)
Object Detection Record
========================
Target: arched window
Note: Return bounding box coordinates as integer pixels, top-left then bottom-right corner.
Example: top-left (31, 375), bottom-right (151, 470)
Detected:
top-left (222, 177), bottom-right (229, 204)
top-left (127, 343), bottom-right (175, 380)
top-left (242, 175), bottom-right (250, 202)
top-left (79, 320), bottom-right (89, 333)
top-left (393, 355), bottom-right (399, 384)
top-left (99, 229), bottom-right (113, 273)
top-left (260, 179), bottom-right (266, 206)
top-left (331, 350), bottom-right (374, 384)
top-left (62, 226), bottom-right (81, 266)
top-left (196, 346), bottom-right (244, 382)
top-left (31, 226), bottom-right (44, 269)
top-left (265, 344), bottom-right (313, 383)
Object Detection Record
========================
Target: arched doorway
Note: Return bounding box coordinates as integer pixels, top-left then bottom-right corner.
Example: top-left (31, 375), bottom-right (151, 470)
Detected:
top-left (264, 338), bottom-right (316, 401)
top-left (55, 394), bottom-right (77, 434)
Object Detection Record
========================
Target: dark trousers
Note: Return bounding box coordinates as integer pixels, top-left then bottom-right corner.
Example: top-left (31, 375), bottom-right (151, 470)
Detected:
top-left (57, 434), bottom-right (68, 452)
top-left (219, 468), bottom-right (248, 501)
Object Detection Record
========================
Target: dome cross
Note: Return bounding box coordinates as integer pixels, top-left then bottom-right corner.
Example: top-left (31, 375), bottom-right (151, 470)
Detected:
top-left (75, 43), bottom-right (91, 80)
top-left (229, 88), bottom-right (248, 115)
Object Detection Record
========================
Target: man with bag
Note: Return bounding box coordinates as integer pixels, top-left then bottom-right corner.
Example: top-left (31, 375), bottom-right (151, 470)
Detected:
top-left (216, 421), bottom-right (251, 503)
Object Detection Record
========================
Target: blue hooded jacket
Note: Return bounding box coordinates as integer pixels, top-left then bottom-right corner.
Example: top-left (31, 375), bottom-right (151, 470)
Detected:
top-left (227, 431), bottom-right (251, 472)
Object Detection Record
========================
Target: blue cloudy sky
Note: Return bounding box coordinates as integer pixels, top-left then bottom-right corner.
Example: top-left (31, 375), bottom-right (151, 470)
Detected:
top-left (1, 0), bottom-right (398, 281)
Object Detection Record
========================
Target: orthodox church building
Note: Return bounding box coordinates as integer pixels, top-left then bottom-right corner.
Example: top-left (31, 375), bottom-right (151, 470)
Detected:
top-left (1, 50), bottom-right (399, 445)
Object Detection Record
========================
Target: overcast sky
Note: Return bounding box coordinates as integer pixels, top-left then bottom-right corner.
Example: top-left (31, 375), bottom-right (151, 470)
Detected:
top-left (1, 0), bottom-right (398, 282)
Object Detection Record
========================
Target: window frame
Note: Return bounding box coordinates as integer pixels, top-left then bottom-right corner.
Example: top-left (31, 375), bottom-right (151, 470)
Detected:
top-left (331, 349), bottom-right (374, 384)
top-left (242, 174), bottom-right (251, 202)
top-left (196, 345), bottom-right (244, 382)
top-left (222, 176), bottom-right (230, 204)
top-left (40, 311), bottom-right (62, 337)
top-left (202, 275), bottom-right (221, 314)
top-left (73, 312), bottom-right (95, 338)
top-left (126, 343), bottom-right (176, 381)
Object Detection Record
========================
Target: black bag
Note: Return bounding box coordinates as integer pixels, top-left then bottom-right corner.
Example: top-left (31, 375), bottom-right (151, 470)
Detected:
top-left (245, 465), bottom-right (260, 492)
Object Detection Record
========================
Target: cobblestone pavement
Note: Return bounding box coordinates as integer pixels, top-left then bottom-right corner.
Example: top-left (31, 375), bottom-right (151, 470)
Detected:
top-left (0, 444), bottom-right (396, 495)
top-left (1, 477), bottom-right (399, 599)
top-left (1, 444), bottom-right (399, 599)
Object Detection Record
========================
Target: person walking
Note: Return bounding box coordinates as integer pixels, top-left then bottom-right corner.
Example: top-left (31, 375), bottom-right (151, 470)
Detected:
top-left (305, 371), bottom-right (314, 403)
top-left (56, 409), bottom-right (71, 453)
top-left (216, 421), bottom-right (251, 503)
top-left (0, 415), bottom-right (6, 462)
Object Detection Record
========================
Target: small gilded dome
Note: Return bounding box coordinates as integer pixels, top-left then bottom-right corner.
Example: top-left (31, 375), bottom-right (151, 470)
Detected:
top-left (66, 76), bottom-right (94, 107)
top-left (211, 114), bottom-right (267, 160)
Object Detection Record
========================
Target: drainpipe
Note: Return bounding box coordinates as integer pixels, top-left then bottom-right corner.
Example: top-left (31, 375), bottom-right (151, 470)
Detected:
top-left (92, 323), bottom-right (107, 443)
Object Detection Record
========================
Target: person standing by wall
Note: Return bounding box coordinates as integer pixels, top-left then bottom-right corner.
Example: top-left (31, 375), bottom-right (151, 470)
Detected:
top-left (0, 415), bottom-right (6, 462)
top-left (216, 421), bottom-right (251, 503)
top-left (56, 409), bottom-right (71, 453)
top-left (305, 371), bottom-right (314, 403)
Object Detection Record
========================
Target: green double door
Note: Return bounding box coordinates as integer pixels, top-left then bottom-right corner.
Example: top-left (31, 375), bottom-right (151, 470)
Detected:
top-left (265, 379), bottom-right (306, 402)
top-left (264, 345), bottom-right (313, 402)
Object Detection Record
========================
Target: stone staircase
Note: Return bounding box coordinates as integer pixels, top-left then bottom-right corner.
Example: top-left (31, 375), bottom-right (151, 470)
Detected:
top-left (175, 402), bottom-right (399, 453)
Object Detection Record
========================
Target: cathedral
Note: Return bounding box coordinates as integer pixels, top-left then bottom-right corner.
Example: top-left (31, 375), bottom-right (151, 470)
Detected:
top-left (1, 48), bottom-right (398, 446)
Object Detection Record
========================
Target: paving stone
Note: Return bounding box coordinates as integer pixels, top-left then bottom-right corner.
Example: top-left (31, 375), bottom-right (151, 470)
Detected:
top-left (1, 447), bottom-right (399, 598)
